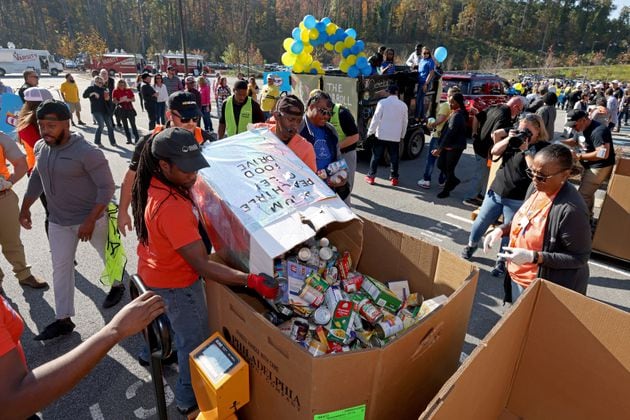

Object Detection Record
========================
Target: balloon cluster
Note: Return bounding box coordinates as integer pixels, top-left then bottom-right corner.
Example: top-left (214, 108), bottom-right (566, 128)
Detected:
top-left (281, 15), bottom-right (371, 78)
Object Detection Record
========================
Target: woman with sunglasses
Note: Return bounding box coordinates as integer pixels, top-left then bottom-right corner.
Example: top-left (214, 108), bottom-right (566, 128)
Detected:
top-left (484, 144), bottom-right (591, 301)
top-left (154, 74), bottom-right (168, 125)
top-left (112, 79), bottom-right (140, 144)
top-left (461, 113), bottom-right (550, 278)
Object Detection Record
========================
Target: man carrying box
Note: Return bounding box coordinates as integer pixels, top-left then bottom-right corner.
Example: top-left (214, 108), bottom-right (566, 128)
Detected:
top-left (131, 127), bottom-right (278, 416)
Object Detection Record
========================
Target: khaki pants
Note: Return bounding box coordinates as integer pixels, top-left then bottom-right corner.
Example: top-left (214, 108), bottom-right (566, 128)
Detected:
top-left (0, 189), bottom-right (32, 284)
top-left (578, 165), bottom-right (614, 216)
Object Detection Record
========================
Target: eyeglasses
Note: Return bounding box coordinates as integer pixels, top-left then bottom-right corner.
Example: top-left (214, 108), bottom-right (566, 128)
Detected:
top-left (172, 112), bottom-right (199, 123)
top-left (278, 111), bottom-right (304, 123)
top-left (525, 167), bottom-right (568, 183)
top-left (317, 108), bottom-right (333, 117)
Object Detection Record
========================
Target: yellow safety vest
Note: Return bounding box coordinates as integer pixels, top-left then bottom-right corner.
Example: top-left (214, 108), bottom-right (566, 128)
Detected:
top-left (329, 104), bottom-right (345, 143)
top-left (225, 96), bottom-right (252, 137)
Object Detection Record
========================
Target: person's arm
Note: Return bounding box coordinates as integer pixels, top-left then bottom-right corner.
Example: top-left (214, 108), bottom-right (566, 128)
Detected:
top-left (423, 69), bottom-right (435, 92)
top-left (405, 53), bottom-right (415, 68)
top-left (338, 108), bottom-right (359, 149)
top-left (367, 102), bottom-right (383, 137)
top-left (218, 101), bottom-right (227, 138)
top-left (490, 128), bottom-right (512, 155)
top-left (19, 164), bottom-right (44, 229)
top-left (7, 156), bottom-right (27, 186)
top-left (576, 131), bottom-right (611, 161)
top-left (118, 169), bottom-right (136, 236)
top-left (79, 150), bottom-right (115, 241)
top-left (60, 85), bottom-right (67, 102)
top-left (0, 291), bottom-right (165, 420)
top-left (1, 134), bottom-right (28, 185)
top-left (252, 101), bottom-right (266, 123)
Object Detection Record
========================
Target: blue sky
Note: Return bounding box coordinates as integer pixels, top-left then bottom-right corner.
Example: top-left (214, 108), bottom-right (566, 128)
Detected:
top-left (613, 0), bottom-right (629, 17)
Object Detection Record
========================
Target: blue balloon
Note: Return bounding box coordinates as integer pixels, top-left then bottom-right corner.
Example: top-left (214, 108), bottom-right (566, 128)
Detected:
top-left (361, 66), bottom-right (372, 76)
top-left (355, 40), bottom-right (365, 51)
top-left (356, 56), bottom-right (368, 69)
top-left (304, 15), bottom-right (316, 29)
top-left (342, 48), bottom-right (351, 58)
top-left (311, 37), bottom-right (323, 47)
top-left (315, 22), bottom-right (326, 33)
top-left (348, 65), bottom-right (360, 78)
top-left (292, 27), bottom-right (300, 40)
top-left (322, 17), bottom-right (331, 25)
top-left (335, 28), bottom-right (345, 39)
top-left (434, 46), bottom-right (448, 62)
top-left (350, 45), bottom-right (360, 55)
top-left (345, 28), bottom-right (357, 38)
top-left (291, 40), bottom-right (304, 54)
top-left (310, 68), bottom-right (318, 74)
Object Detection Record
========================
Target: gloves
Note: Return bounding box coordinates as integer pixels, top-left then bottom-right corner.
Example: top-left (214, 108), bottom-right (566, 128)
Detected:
top-left (483, 227), bottom-right (503, 253)
top-left (497, 247), bottom-right (535, 266)
top-left (247, 273), bottom-right (279, 299)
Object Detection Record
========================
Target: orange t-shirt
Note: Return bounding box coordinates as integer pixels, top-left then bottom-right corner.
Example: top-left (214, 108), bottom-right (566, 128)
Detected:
top-left (0, 296), bottom-right (26, 367)
top-left (508, 191), bottom-right (555, 288)
top-left (137, 178), bottom-right (201, 288)
top-left (252, 122), bottom-right (317, 172)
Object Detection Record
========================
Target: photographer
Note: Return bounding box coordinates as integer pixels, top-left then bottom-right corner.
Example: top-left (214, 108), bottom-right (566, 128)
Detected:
top-left (461, 114), bottom-right (550, 278)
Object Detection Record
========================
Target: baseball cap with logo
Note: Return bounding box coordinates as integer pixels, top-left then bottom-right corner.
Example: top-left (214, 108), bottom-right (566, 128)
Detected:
top-left (36, 99), bottom-right (72, 121)
top-left (565, 109), bottom-right (588, 127)
top-left (24, 87), bottom-right (53, 102)
top-left (151, 127), bottom-right (209, 172)
top-left (168, 91), bottom-right (202, 119)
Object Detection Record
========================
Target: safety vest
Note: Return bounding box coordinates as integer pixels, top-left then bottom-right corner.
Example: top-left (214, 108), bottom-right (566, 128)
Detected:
top-left (152, 125), bottom-right (205, 144)
top-left (0, 144), bottom-right (9, 180)
top-left (329, 104), bottom-right (345, 143)
top-left (225, 96), bottom-right (253, 137)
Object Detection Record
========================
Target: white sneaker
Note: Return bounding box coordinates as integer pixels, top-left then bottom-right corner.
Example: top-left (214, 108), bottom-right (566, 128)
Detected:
top-left (417, 180), bottom-right (431, 189)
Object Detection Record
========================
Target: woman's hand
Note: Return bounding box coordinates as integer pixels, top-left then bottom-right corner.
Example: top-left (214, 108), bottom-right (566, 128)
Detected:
top-left (497, 246), bottom-right (535, 265)
top-left (483, 227), bottom-right (503, 252)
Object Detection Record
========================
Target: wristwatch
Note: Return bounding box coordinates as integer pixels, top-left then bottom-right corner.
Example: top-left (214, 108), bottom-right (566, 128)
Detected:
top-left (532, 251), bottom-right (540, 265)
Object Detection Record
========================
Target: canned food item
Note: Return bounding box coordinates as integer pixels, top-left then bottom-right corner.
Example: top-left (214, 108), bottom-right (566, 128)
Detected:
top-left (319, 237), bottom-right (330, 247)
top-left (312, 306), bottom-right (332, 325)
top-left (327, 300), bottom-right (355, 344)
top-left (299, 284), bottom-right (324, 307)
top-left (319, 246), bottom-right (333, 262)
top-left (405, 293), bottom-right (423, 308)
top-left (336, 251), bottom-right (352, 280)
top-left (375, 316), bottom-right (404, 339)
top-left (316, 325), bottom-right (329, 347)
top-left (292, 304), bottom-right (315, 318)
top-left (305, 272), bottom-right (329, 293)
top-left (298, 247), bottom-right (312, 262)
top-left (325, 266), bottom-right (339, 285)
top-left (357, 297), bottom-right (384, 325)
top-left (342, 272), bottom-right (364, 293)
top-left (308, 339), bottom-right (328, 357)
top-left (290, 319), bottom-right (309, 342)
top-left (325, 286), bottom-right (343, 312)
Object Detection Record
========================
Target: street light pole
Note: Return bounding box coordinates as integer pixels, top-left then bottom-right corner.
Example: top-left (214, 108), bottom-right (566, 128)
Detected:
top-left (177, 0), bottom-right (189, 76)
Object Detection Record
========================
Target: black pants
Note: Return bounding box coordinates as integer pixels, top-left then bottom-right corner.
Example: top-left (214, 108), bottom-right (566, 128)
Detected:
top-left (121, 114), bottom-right (140, 143)
top-left (145, 101), bottom-right (157, 130)
top-left (368, 139), bottom-right (400, 179)
top-left (437, 148), bottom-right (464, 192)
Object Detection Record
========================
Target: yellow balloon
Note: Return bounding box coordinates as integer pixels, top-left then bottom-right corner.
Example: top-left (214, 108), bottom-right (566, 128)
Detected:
top-left (326, 23), bottom-right (338, 35)
top-left (344, 37), bottom-right (355, 48)
top-left (358, 52), bottom-right (368, 58)
top-left (346, 55), bottom-right (357, 66)
top-left (281, 52), bottom-right (297, 66)
top-left (339, 60), bottom-right (349, 73)
top-left (318, 68), bottom-right (325, 75)
top-left (334, 41), bottom-right (345, 53)
top-left (283, 38), bottom-right (293, 52)
top-left (324, 42), bottom-right (334, 51)
top-left (299, 22), bottom-right (306, 31)
top-left (300, 30), bottom-right (310, 43)
top-left (297, 52), bottom-right (313, 66)
top-left (304, 44), bottom-right (314, 54)
top-left (309, 28), bottom-right (319, 40)
top-left (293, 61), bottom-right (305, 73)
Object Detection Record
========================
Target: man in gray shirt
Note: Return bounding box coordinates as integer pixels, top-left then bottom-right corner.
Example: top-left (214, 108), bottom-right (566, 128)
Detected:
top-left (163, 65), bottom-right (183, 96)
top-left (19, 100), bottom-right (122, 340)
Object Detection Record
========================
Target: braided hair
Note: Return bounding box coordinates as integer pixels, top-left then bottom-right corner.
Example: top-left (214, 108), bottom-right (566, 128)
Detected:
top-left (131, 136), bottom-right (190, 245)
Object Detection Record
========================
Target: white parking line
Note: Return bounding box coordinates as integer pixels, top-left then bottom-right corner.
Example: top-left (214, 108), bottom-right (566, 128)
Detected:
top-left (89, 403), bottom-right (105, 420)
top-left (589, 261), bottom-right (630, 277)
top-left (446, 213), bottom-right (474, 225)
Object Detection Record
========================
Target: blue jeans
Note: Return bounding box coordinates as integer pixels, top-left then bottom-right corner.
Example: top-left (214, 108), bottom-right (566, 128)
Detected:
top-left (153, 280), bottom-right (209, 410)
top-left (511, 280), bottom-right (525, 302)
top-left (201, 105), bottom-right (213, 131)
top-left (468, 190), bottom-right (523, 252)
top-left (423, 136), bottom-right (446, 183)
top-left (415, 84), bottom-right (426, 119)
top-left (369, 139), bottom-right (399, 179)
top-left (465, 154), bottom-right (489, 199)
top-left (92, 111), bottom-right (116, 145)
top-left (156, 102), bottom-right (166, 125)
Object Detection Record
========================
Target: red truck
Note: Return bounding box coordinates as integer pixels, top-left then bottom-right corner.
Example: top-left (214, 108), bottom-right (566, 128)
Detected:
top-left (440, 72), bottom-right (509, 121)
top-left (90, 53), bottom-right (147, 76)
top-left (154, 53), bottom-right (204, 75)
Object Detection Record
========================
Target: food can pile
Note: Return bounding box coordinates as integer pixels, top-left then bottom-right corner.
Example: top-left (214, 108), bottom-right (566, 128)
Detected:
top-left (264, 236), bottom-right (446, 356)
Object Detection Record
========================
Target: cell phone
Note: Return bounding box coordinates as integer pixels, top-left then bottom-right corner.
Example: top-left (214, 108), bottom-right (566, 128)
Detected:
top-left (596, 147), bottom-right (607, 158)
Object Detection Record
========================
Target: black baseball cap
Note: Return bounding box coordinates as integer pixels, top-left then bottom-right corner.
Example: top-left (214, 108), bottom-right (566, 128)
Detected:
top-left (565, 109), bottom-right (588, 127)
top-left (151, 127), bottom-right (209, 172)
top-left (168, 91), bottom-right (202, 119)
top-left (36, 99), bottom-right (72, 121)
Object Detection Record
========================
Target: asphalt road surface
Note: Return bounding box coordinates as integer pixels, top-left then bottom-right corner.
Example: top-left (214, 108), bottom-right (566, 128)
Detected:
top-left (1, 73), bottom-right (629, 419)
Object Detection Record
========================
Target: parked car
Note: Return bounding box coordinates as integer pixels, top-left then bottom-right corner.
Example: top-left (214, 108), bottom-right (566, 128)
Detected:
top-left (441, 72), bottom-right (509, 123)
top-left (64, 59), bottom-right (77, 69)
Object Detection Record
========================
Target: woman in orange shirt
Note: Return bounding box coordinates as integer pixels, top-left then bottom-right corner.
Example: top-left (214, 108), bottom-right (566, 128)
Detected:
top-left (484, 144), bottom-right (591, 302)
top-left (16, 88), bottom-right (54, 171)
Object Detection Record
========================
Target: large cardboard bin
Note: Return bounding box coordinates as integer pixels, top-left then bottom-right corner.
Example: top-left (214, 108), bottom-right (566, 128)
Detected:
top-left (206, 218), bottom-right (479, 420)
top-left (420, 280), bottom-right (630, 420)
top-left (592, 157), bottom-right (630, 262)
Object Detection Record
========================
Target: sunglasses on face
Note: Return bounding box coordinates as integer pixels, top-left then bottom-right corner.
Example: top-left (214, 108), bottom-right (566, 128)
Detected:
top-left (317, 108), bottom-right (333, 117)
top-left (525, 167), bottom-right (567, 183)
top-left (172, 112), bottom-right (199, 123)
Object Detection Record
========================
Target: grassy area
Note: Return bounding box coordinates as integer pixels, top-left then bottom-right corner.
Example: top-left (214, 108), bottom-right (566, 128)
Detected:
top-left (497, 65), bottom-right (630, 82)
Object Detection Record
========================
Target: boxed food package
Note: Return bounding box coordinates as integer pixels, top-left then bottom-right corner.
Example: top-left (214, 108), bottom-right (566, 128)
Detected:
top-left (205, 218), bottom-right (478, 420)
top-left (190, 128), bottom-right (362, 275)
top-left (420, 279), bottom-right (630, 420)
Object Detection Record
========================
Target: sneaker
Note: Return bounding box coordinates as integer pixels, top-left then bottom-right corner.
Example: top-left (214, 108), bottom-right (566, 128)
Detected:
top-left (417, 179), bottom-right (430, 189)
top-left (461, 245), bottom-right (478, 260)
top-left (462, 197), bottom-right (483, 207)
top-left (78, 120), bottom-right (86, 125)
top-left (177, 404), bottom-right (199, 417)
top-left (19, 275), bottom-right (49, 289)
top-left (491, 260), bottom-right (506, 277)
top-left (34, 318), bottom-right (75, 341)
top-left (364, 176), bottom-right (375, 185)
top-left (390, 178), bottom-right (399, 186)
top-left (138, 350), bottom-right (179, 367)
top-left (437, 190), bottom-right (450, 198)
top-left (103, 284), bottom-right (125, 308)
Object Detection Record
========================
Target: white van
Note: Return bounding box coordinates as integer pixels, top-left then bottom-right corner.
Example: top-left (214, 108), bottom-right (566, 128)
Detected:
top-left (0, 48), bottom-right (64, 77)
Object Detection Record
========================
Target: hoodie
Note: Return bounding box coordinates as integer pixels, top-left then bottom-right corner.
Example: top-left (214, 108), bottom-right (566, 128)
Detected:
top-left (25, 132), bottom-right (115, 226)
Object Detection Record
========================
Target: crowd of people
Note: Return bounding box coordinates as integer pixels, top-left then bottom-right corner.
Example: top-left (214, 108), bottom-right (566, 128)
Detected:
top-left (0, 55), bottom-right (627, 417)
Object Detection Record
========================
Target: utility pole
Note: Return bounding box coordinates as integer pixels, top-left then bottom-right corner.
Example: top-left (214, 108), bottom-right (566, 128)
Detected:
top-left (177, 0), bottom-right (189, 76)
top-left (137, 0), bottom-right (146, 54)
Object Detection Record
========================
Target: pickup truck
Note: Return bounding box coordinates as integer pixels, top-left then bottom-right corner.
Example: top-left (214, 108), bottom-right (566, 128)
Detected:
top-left (291, 67), bottom-right (440, 160)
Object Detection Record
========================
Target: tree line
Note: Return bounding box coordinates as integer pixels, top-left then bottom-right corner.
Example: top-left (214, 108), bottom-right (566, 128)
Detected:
top-left (1, 0), bottom-right (628, 70)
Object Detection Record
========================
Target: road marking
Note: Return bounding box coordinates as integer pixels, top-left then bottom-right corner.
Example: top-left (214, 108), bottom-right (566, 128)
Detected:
top-left (126, 378), bottom-right (175, 419)
top-left (420, 231), bottom-right (444, 242)
top-left (89, 403), bottom-right (104, 420)
top-left (446, 213), bottom-right (473, 225)
top-left (589, 261), bottom-right (630, 277)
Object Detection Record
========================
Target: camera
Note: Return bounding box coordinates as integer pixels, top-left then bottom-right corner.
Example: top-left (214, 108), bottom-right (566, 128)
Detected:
top-left (508, 128), bottom-right (533, 149)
